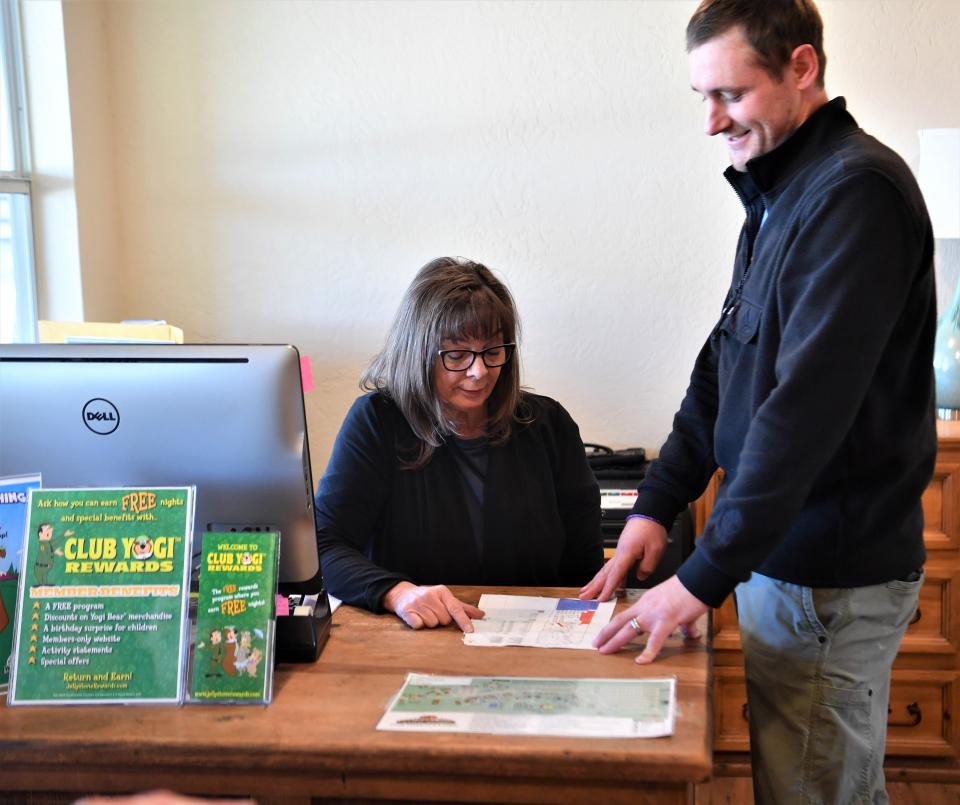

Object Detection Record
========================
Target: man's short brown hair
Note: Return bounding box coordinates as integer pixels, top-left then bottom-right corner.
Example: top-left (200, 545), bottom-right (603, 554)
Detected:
top-left (686, 0), bottom-right (827, 87)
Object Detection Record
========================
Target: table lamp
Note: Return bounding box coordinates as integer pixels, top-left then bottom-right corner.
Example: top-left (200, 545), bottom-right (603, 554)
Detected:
top-left (920, 128), bottom-right (960, 419)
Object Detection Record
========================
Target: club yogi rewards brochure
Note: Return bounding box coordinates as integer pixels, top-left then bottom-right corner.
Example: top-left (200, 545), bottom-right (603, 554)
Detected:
top-left (8, 487), bottom-right (195, 705)
top-left (190, 531), bottom-right (279, 704)
top-left (0, 473), bottom-right (42, 692)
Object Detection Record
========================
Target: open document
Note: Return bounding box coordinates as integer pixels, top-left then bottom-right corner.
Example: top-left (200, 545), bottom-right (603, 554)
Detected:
top-left (464, 594), bottom-right (616, 650)
top-left (377, 673), bottom-right (676, 737)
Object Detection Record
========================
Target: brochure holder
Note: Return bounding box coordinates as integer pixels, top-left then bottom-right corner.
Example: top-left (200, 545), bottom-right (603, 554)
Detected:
top-left (7, 486), bottom-right (195, 706)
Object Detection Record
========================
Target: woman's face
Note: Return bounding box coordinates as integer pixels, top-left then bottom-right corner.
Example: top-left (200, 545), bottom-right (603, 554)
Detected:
top-left (433, 333), bottom-right (504, 427)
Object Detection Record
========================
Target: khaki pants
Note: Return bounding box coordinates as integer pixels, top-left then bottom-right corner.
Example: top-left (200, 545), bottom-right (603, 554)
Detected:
top-left (735, 571), bottom-right (921, 804)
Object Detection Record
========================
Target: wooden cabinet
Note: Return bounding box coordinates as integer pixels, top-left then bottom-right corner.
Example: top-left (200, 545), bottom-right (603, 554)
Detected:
top-left (695, 420), bottom-right (960, 764)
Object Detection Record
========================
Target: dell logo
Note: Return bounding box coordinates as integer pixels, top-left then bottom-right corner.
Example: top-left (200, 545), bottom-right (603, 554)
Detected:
top-left (82, 398), bottom-right (120, 435)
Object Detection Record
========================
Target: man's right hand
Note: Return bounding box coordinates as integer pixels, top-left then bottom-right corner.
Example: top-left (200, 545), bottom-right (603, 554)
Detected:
top-left (382, 582), bottom-right (485, 632)
top-left (579, 517), bottom-right (669, 602)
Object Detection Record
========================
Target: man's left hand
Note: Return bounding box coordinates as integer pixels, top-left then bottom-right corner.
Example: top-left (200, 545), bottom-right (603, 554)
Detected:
top-left (592, 575), bottom-right (707, 664)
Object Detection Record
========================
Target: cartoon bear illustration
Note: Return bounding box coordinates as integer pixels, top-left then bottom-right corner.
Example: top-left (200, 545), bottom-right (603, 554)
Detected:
top-left (222, 625), bottom-right (238, 676)
top-left (132, 536), bottom-right (154, 561)
top-left (245, 647), bottom-right (263, 678)
top-left (233, 629), bottom-right (252, 672)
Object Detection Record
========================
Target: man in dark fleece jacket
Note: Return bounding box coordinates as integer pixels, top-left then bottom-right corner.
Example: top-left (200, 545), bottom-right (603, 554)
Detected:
top-left (582, 1), bottom-right (935, 802)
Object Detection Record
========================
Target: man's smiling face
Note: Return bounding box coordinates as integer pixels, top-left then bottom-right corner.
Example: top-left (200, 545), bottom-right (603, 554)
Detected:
top-left (689, 26), bottom-right (808, 172)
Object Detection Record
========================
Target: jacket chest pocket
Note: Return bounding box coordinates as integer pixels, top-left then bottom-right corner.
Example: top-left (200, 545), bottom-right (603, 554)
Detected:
top-left (717, 297), bottom-right (762, 344)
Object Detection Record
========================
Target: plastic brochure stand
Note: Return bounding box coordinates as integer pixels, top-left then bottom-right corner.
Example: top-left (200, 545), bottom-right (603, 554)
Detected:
top-left (188, 531), bottom-right (280, 704)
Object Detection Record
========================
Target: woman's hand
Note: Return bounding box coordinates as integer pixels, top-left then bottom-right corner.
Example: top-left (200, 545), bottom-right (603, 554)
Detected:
top-left (382, 582), bottom-right (485, 632)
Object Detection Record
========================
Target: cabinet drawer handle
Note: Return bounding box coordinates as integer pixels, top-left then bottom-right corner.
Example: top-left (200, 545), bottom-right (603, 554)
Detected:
top-left (741, 702), bottom-right (749, 723)
top-left (909, 607), bottom-right (922, 626)
top-left (887, 702), bottom-right (922, 728)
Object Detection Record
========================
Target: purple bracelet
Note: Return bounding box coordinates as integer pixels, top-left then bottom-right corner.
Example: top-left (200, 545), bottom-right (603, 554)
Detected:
top-left (626, 513), bottom-right (665, 527)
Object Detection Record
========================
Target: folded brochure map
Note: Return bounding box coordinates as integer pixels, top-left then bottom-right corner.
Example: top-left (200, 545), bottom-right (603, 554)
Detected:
top-left (377, 672), bottom-right (676, 737)
top-left (464, 594), bottom-right (616, 649)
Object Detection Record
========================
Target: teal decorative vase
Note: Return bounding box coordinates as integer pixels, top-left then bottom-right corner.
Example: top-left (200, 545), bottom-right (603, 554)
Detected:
top-left (934, 280), bottom-right (960, 418)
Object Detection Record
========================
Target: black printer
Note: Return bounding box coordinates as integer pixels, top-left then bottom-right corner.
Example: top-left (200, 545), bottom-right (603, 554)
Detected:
top-left (585, 444), bottom-right (693, 589)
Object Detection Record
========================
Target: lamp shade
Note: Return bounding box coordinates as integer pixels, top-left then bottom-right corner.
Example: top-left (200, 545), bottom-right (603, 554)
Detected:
top-left (919, 128), bottom-right (960, 239)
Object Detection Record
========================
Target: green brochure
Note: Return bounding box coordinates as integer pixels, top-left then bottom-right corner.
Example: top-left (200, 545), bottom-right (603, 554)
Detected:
top-left (0, 473), bottom-right (42, 693)
top-left (7, 487), bottom-right (195, 705)
top-left (189, 531), bottom-right (278, 704)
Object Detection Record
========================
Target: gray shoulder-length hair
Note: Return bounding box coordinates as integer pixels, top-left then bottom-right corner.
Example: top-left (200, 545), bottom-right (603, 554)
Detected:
top-left (360, 256), bottom-right (526, 468)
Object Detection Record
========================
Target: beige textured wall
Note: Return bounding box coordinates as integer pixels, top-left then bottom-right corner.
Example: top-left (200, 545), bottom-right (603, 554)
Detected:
top-left (60, 0), bottom-right (960, 475)
top-left (61, 0), bottom-right (120, 320)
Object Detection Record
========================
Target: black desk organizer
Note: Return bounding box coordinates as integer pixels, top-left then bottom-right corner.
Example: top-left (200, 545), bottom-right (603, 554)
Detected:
top-left (275, 590), bottom-right (333, 663)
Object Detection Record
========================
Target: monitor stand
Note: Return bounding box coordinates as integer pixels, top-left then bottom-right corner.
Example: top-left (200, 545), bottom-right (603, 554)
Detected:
top-left (275, 590), bottom-right (332, 663)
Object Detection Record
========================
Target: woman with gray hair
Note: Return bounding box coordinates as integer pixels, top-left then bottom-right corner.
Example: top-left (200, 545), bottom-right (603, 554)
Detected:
top-left (315, 257), bottom-right (603, 630)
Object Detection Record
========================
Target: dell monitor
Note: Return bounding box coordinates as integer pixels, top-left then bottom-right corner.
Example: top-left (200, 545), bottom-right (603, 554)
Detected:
top-left (0, 343), bottom-right (330, 661)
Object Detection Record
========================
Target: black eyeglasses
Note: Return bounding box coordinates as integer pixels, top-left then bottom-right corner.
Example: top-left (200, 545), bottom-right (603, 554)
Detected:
top-left (437, 343), bottom-right (516, 372)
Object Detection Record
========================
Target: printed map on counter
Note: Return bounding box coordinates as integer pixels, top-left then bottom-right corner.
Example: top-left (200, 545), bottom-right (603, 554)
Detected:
top-left (464, 594), bottom-right (615, 650)
top-left (378, 673), bottom-right (676, 737)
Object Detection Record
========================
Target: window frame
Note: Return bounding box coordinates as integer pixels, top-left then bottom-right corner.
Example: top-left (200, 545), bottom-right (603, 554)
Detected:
top-left (0, 0), bottom-right (38, 343)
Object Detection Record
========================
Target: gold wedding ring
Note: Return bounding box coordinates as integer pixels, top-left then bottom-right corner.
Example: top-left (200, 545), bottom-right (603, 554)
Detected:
top-left (629, 616), bottom-right (642, 635)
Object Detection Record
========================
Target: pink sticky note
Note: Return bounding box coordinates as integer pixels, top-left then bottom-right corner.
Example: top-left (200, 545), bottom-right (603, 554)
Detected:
top-left (300, 354), bottom-right (314, 393)
top-left (276, 594), bottom-right (290, 616)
